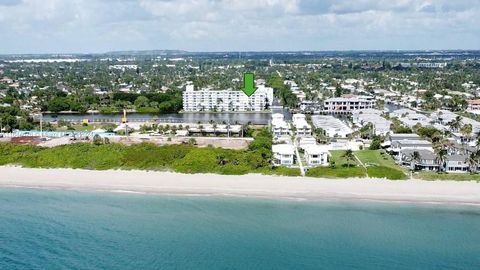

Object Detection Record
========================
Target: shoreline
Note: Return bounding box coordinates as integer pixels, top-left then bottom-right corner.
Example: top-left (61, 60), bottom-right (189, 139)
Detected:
top-left (1, 166), bottom-right (479, 206)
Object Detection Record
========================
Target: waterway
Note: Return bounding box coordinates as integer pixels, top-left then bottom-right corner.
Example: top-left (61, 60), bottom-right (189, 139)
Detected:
top-left (42, 109), bottom-right (292, 125)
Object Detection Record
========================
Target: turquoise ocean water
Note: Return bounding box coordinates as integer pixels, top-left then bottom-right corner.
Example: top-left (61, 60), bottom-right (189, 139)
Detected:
top-left (1, 188), bottom-right (479, 270)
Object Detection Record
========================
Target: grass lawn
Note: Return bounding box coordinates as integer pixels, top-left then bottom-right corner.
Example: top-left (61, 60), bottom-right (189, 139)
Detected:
top-left (416, 172), bottom-right (480, 182)
top-left (306, 150), bottom-right (407, 180)
top-left (366, 166), bottom-right (407, 180)
top-left (330, 150), bottom-right (360, 166)
top-left (355, 150), bottom-right (408, 180)
top-left (355, 150), bottom-right (399, 168)
top-left (306, 166), bottom-right (366, 178)
top-left (306, 150), bottom-right (365, 178)
top-left (258, 167), bottom-right (301, 177)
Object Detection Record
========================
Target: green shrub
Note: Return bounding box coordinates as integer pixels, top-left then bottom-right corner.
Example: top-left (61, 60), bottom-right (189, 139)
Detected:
top-left (259, 166), bottom-right (301, 176)
top-left (306, 166), bottom-right (366, 178)
top-left (122, 143), bottom-right (192, 170)
top-left (366, 166), bottom-right (407, 180)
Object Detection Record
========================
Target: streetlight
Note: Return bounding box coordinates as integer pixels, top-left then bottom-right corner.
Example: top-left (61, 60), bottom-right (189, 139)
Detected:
top-left (39, 112), bottom-right (43, 138)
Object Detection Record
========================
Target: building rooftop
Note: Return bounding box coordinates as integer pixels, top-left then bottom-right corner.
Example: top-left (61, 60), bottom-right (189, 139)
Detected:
top-left (304, 145), bottom-right (330, 155)
top-left (446, 155), bottom-right (468, 162)
top-left (390, 133), bottom-right (421, 141)
top-left (272, 144), bottom-right (295, 155)
top-left (311, 115), bottom-right (352, 134)
top-left (400, 149), bottom-right (436, 160)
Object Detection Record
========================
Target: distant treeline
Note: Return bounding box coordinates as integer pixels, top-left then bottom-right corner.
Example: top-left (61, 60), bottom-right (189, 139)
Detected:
top-left (112, 91), bottom-right (183, 113)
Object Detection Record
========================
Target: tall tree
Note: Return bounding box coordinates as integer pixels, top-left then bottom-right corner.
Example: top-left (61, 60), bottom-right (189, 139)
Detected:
top-left (342, 150), bottom-right (356, 168)
top-left (434, 148), bottom-right (447, 173)
top-left (410, 151), bottom-right (422, 171)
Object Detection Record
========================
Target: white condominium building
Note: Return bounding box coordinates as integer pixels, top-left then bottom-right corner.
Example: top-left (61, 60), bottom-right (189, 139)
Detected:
top-left (311, 115), bottom-right (353, 138)
top-left (183, 85), bottom-right (274, 112)
top-left (352, 109), bottom-right (392, 136)
top-left (292, 114), bottom-right (312, 136)
top-left (323, 95), bottom-right (375, 114)
top-left (271, 113), bottom-right (291, 137)
top-left (272, 144), bottom-right (295, 166)
top-left (303, 145), bottom-right (330, 166)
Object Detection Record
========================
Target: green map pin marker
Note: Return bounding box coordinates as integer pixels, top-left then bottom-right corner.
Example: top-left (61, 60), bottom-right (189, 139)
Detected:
top-left (242, 73), bottom-right (256, 97)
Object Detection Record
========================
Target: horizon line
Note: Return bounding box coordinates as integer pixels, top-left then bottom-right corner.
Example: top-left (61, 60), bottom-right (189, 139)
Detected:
top-left (1, 49), bottom-right (480, 57)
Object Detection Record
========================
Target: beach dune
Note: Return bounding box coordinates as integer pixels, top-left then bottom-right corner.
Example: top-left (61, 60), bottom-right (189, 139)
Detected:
top-left (0, 166), bottom-right (479, 205)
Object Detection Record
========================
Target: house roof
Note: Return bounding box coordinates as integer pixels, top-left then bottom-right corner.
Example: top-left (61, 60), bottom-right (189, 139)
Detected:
top-left (390, 133), bottom-right (421, 141)
top-left (272, 144), bottom-right (295, 155)
top-left (304, 145), bottom-right (330, 155)
top-left (446, 155), bottom-right (468, 162)
top-left (394, 139), bottom-right (432, 147)
top-left (400, 149), bottom-right (435, 160)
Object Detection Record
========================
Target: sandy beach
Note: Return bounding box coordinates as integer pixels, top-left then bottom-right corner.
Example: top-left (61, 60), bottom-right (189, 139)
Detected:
top-left (1, 166), bottom-right (479, 205)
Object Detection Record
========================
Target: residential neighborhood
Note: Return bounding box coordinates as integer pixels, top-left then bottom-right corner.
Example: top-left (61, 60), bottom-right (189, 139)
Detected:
top-left (1, 50), bottom-right (480, 180)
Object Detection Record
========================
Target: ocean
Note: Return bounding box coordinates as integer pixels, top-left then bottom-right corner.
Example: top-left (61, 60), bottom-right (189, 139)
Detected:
top-left (1, 188), bottom-right (479, 270)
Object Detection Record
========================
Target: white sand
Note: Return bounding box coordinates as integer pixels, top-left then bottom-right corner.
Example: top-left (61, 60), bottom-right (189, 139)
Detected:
top-left (1, 166), bottom-right (479, 205)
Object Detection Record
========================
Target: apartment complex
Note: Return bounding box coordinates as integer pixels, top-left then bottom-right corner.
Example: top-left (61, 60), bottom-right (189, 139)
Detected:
top-left (292, 114), bottom-right (312, 136)
top-left (183, 85), bottom-right (274, 112)
top-left (271, 113), bottom-right (290, 138)
top-left (323, 95), bottom-right (375, 114)
top-left (272, 144), bottom-right (295, 166)
top-left (398, 62), bottom-right (448, 69)
top-left (311, 115), bottom-right (353, 138)
top-left (352, 109), bottom-right (391, 136)
top-left (303, 145), bottom-right (330, 166)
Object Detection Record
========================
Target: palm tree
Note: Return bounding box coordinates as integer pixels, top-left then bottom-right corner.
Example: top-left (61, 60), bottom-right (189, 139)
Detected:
top-left (410, 151), bottom-right (422, 171)
top-left (476, 132), bottom-right (480, 150)
top-left (467, 152), bottom-right (478, 174)
top-left (433, 137), bottom-right (453, 154)
top-left (460, 123), bottom-right (473, 144)
top-left (434, 148), bottom-right (447, 173)
top-left (342, 150), bottom-right (356, 168)
top-left (448, 116), bottom-right (462, 132)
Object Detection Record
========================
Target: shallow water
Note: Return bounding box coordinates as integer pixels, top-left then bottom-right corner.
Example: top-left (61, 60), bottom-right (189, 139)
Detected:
top-left (1, 188), bottom-right (479, 270)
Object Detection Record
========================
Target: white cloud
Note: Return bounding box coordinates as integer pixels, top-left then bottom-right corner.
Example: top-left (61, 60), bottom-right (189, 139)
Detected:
top-left (0, 0), bottom-right (478, 53)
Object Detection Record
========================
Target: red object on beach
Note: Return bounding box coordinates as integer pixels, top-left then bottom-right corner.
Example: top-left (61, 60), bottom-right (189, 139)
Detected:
top-left (10, 136), bottom-right (42, 145)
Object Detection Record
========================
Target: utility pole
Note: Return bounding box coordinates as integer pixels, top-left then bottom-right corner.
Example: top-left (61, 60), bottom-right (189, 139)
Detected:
top-left (40, 113), bottom-right (43, 138)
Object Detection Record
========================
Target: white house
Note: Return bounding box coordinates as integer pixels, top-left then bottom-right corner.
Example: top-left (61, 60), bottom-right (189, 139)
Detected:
top-left (304, 145), bottom-right (330, 166)
top-left (398, 149), bottom-right (438, 171)
top-left (271, 113), bottom-right (290, 137)
top-left (272, 144), bottom-right (295, 166)
top-left (292, 114), bottom-right (312, 136)
top-left (445, 155), bottom-right (469, 173)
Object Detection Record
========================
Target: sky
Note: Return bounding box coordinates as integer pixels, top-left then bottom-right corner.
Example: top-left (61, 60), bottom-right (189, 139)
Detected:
top-left (0, 0), bottom-right (479, 54)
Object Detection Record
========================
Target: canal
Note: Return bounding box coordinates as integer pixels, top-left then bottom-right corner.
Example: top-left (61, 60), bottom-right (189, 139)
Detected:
top-left (41, 110), bottom-right (292, 125)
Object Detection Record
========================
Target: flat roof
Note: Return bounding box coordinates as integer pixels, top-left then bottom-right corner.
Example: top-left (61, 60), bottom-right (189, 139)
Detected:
top-left (272, 144), bottom-right (295, 155)
top-left (304, 145), bottom-right (330, 155)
